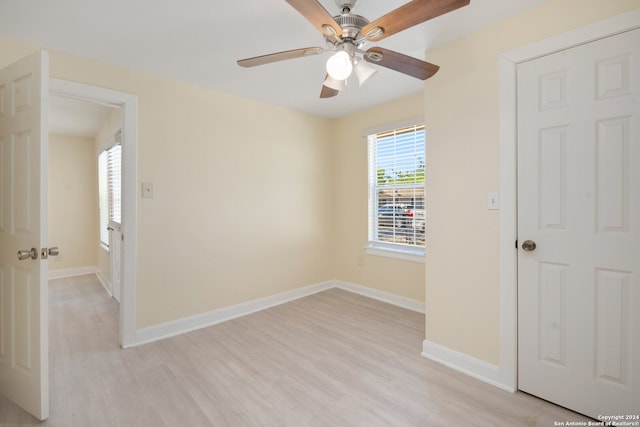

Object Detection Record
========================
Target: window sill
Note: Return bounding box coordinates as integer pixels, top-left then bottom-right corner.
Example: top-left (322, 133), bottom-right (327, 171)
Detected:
top-left (366, 244), bottom-right (425, 263)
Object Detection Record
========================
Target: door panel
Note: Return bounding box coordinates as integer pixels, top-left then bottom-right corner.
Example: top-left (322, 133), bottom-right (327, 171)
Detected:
top-left (594, 268), bottom-right (630, 386)
top-left (517, 29), bottom-right (640, 418)
top-left (596, 117), bottom-right (630, 232)
top-left (0, 51), bottom-right (49, 420)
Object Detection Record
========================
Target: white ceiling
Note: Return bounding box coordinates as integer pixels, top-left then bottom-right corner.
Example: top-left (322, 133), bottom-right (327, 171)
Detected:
top-left (49, 95), bottom-right (116, 138)
top-left (1, 0), bottom-right (547, 121)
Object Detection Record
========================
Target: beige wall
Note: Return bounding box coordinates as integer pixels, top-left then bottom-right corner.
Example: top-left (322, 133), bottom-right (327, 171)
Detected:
top-left (48, 134), bottom-right (98, 271)
top-left (424, 0), bottom-right (640, 364)
top-left (131, 81), bottom-right (334, 328)
top-left (332, 94), bottom-right (426, 302)
top-left (8, 0), bottom-right (635, 344)
top-left (0, 38), bottom-right (334, 329)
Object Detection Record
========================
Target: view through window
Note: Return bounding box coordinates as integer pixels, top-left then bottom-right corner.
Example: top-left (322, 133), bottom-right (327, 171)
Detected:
top-left (368, 124), bottom-right (425, 250)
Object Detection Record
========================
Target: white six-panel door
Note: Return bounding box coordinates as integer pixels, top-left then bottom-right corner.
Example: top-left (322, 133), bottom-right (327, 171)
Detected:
top-left (0, 52), bottom-right (49, 420)
top-left (517, 29), bottom-right (640, 418)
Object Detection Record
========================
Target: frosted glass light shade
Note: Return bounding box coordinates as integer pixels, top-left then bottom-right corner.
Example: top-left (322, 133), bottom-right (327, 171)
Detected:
top-left (323, 75), bottom-right (346, 91)
top-left (354, 60), bottom-right (377, 86)
top-left (326, 51), bottom-right (353, 80)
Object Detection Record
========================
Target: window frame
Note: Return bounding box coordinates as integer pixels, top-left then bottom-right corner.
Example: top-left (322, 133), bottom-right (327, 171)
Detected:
top-left (366, 121), bottom-right (426, 263)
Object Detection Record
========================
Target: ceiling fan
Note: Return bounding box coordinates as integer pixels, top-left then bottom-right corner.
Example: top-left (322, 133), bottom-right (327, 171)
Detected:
top-left (237, 0), bottom-right (470, 98)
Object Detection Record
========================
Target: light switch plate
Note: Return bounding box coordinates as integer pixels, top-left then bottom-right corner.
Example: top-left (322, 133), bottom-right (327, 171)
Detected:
top-left (488, 192), bottom-right (500, 210)
top-left (142, 182), bottom-right (154, 198)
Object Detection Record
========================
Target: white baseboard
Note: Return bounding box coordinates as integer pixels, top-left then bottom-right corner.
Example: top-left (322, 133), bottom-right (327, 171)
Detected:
top-left (48, 271), bottom-right (513, 394)
top-left (48, 266), bottom-right (97, 280)
top-left (134, 281), bottom-right (335, 347)
top-left (133, 279), bottom-right (426, 347)
top-left (421, 339), bottom-right (515, 392)
top-left (95, 270), bottom-right (112, 297)
top-left (48, 266), bottom-right (113, 297)
top-left (334, 280), bottom-right (425, 313)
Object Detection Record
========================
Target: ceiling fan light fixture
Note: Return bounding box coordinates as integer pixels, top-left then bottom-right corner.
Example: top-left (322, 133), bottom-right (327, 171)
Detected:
top-left (323, 74), bottom-right (346, 91)
top-left (326, 51), bottom-right (353, 80)
top-left (354, 59), bottom-right (377, 86)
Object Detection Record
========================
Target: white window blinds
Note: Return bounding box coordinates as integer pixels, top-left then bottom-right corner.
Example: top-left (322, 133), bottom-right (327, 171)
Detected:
top-left (368, 124), bottom-right (425, 249)
top-left (108, 144), bottom-right (122, 225)
top-left (98, 142), bottom-right (122, 248)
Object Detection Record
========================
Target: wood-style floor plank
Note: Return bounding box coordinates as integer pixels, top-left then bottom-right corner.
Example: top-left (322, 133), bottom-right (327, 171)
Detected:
top-left (0, 274), bottom-right (592, 426)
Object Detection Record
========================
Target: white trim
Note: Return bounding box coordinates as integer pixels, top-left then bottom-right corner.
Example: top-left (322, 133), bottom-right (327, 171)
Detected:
top-left (48, 266), bottom-right (97, 280)
top-left (501, 9), bottom-right (640, 64)
top-left (46, 266), bottom-right (113, 297)
top-left (497, 53), bottom-right (519, 394)
top-left (134, 281), bottom-right (334, 346)
top-left (361, 116), bottom-right (424, 137)
top-left (421, 340), bottom-right (514, 392)
top-left (334, 280), bottom-right (425, 313)
top-left (133, 279), bottom-right (425, 347)
top-left (47, 266), bottom-right (113, 297)
top-left (50, 78), bottom-right (138, 349)
top-left (95, 270), bottom-right (113, 298)
top-left (366, 245), bottom-right (425, 263)
top-left (498, 9), bottom-right (640, 392)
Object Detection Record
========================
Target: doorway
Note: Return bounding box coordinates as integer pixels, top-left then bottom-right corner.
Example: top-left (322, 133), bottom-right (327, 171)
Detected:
top-left (50, 79), bottom-right (138, 348)
top-left (48, 95), bottom-right (119, 296)
top-left (498, 8), bottom-right (640, 419)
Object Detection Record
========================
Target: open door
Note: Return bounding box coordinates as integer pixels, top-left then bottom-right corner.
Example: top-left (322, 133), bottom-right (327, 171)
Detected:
top-left (0, 51), bottom-right (50, 420)
top-left (108, 220), bottom-right (122, 303)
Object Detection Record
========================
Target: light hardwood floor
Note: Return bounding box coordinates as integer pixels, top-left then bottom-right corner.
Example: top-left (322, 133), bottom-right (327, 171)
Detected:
top-left (0, 274), bottom-right (591, 426)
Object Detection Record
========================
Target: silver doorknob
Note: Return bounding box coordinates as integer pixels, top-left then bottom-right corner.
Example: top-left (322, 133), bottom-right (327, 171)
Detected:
top-left (40, 246), bottom-right (59, 259)
top-left (521, 240), bottom-right (537, 251)
top-left (17, 248), bottom-right (38, 260)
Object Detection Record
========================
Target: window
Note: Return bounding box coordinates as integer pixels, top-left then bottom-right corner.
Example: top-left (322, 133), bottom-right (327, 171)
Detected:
top-left (368, 124), bottom-right (425, 258)
top-left (98, 142), bottom-right (121, 248)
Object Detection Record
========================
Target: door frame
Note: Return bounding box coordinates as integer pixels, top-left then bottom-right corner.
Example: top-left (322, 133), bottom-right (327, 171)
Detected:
top-left (497, 8), bottom-right (640, 391)
top-left (50, 78), bottom-right (137, 348)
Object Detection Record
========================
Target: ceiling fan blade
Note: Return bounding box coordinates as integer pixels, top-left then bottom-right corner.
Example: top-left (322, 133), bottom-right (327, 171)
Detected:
top-left (285, 0), bottom-right (343, 38)
top-left (364, 47), bottom-right (440, 80)
top-left (361, 0), bottom-right (470, 41)
top-left (237, 47), bottom-right (324, 68)
top-left (320, 84), bottom-right (339, 98)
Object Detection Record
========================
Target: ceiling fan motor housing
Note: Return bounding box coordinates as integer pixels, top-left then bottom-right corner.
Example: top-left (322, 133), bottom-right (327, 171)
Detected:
top-left (326, 13), bottom-right (370, 52)
top-left (334, 13), bottom-right (369, 39)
